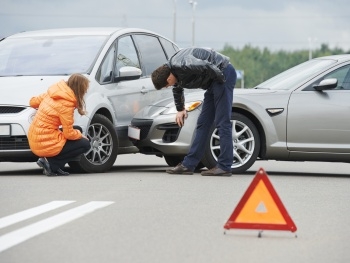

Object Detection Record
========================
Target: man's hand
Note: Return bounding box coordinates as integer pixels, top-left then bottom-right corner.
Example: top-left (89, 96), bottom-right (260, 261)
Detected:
top-left (175, 109), bottom-right (188, 127)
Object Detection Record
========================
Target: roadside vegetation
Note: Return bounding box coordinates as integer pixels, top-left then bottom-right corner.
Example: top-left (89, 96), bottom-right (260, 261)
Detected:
top-left (220, 44), bottom-right (349, 88)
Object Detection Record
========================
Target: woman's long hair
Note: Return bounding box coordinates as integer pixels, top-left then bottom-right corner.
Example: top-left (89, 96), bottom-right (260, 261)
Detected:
top-left (67, 73), bottom-right (89, 115)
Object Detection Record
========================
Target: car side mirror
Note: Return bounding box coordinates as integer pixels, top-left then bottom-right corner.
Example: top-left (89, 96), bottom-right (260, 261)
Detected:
top-left (313, 78), bottom-right (338, 91)
top-left (115, 66), bottom-right (142, 82)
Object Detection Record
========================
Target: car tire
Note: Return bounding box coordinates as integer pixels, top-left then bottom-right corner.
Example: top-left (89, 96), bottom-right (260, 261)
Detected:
top-left (164, 155), bottom-right (184, 167)
top-left (201, 112), bottom-right (260, 174)
top-left (68, 114), bottom-right (118, 173)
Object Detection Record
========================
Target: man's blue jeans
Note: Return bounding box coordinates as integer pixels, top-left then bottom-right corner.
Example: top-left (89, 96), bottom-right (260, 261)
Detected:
top-left (182, 64), bottom-right (236, 171)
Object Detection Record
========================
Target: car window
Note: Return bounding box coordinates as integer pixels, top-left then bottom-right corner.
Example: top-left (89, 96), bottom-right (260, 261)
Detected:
top-left (96, 45), bottom-right (116, 84)
top-left (324, 65), bottom-right (350, 90)
top-left (305, 64), bottom-right (350, 90)
top-left (132, 34), bottom-right (167, 76)
top-left (115, 36), bottom-right (140, 78)
top-left (159, 37), bottom-right (178, 59)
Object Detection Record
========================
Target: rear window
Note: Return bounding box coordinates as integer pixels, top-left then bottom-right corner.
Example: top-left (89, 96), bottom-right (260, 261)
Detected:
top-left (0, 35), bottom-right (108, 76)
top-left (133, 35), bottom-right (167, 76)
top-left (159, 37), bottom-right (178, 59)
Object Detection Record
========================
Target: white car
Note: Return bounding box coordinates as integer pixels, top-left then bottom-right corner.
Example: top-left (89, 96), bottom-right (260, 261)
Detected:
top-left (0, 27), bottom-right (178, 172)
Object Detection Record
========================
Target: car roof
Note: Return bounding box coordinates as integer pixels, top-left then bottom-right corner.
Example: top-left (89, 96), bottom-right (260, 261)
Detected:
top-left (6, 27), bottom-right (159, 38)
top-left (315, 54), bottom-right (350, 63)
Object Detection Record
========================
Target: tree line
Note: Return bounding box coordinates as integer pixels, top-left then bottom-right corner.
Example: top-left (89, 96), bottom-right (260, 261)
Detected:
top-left (220, 44), bottom-right (350, 89)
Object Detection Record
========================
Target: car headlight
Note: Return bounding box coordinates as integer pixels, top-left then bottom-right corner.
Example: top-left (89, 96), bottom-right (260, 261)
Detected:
top-left (28, 112), bottom-right (36, 124)
top-left (161, 101), bottom-right (202, 115)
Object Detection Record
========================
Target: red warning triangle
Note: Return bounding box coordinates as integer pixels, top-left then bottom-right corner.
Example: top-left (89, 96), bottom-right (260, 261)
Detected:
top-left (224, 167), bottom-right (297, 232)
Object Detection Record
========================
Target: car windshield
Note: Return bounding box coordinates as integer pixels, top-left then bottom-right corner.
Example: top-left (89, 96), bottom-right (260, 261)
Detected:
top-left (255, 59), bottom-right (337, 90)
top-left (0, 35), bottom-right (108, 76)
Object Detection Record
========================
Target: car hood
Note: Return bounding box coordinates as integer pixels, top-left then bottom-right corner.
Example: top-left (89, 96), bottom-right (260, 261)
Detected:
top-left (233, 88), bottom-right (279, 101)
top-left (149, 88), bottom-right (277, 108)
top-left (133, 88), bottom-right (279, 119)
top-left (235, 88), bottom-right (277, 95)
top-left (145, 89), bottom-right (205, 108)
top-left (0, 76), bottom-right (69, 106)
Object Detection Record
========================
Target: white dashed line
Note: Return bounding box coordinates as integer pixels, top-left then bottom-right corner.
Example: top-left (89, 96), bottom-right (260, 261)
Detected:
top-left (0, 201), bottom-right (114, 253)
top-left (0, 201), bottom-right (75, 229)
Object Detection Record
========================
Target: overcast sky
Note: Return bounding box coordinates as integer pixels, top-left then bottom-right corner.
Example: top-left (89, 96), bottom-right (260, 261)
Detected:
top-left (1, 0), bottom-right (349, 52)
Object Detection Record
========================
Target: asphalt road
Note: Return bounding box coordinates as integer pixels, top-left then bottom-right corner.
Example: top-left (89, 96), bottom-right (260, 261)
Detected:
top-left (0, 154), bottom-right (349, 263)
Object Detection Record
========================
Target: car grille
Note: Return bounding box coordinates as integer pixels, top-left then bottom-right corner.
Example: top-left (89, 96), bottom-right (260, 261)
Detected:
top-left (130, 119), bottom-right (153, 140)
top-left (130, 119), bottom-right (181, 143)
top-left (0, 136), bottom-right (30, 150)
top-left (0, 106), bottom-right (26, 114)
top-left (158, 124), bottom-right (181, 143)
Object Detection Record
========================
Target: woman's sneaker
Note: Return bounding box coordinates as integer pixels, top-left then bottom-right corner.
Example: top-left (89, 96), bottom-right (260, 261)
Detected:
top-left (56, 169), bottom-right (69, 176)
top-left (37, 157), bottom-right (57, 176)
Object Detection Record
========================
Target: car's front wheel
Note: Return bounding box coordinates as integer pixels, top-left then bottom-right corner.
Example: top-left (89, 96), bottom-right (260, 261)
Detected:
top-left (201, 112), bottom-right (260, 174)
top-left (164, 155), bottom-right (183, 167)
top-left (69, 114), bottom-right (118, 173)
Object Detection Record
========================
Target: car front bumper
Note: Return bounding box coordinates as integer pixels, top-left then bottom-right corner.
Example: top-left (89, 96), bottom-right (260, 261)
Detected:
top-left (129, 110), bottom-right (200, 156)
top-left (0, 106), bottom-right (38, 161)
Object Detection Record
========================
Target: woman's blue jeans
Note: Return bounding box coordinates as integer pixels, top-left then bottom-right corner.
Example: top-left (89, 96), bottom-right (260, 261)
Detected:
top-left (182, 64), bottom-right (236, 171)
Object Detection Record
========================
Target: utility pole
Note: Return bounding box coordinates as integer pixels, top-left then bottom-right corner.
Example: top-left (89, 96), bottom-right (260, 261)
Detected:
top-left (308, 37), bottom-right (318, 60)
top-left (189, 0), bottom-right (197, 46)
top-left (173, 0), bottom-right (176, 42)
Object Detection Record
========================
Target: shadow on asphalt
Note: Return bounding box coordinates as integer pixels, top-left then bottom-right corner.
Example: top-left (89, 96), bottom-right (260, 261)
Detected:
top-left (241, 170), bottom-right (350, 178)
top-left (1, 164), bottom-right (350, 178)
top-left (0, 164), bottom-right (171, 176)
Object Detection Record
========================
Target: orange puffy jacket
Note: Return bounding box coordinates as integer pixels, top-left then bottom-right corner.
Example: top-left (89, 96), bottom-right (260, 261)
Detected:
top-left (28, 80), bottom-right (82, 157)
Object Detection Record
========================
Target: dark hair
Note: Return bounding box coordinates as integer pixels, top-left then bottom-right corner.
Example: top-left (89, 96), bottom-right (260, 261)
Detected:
top-left (151, 64), bottom-right (171, 90)
top-left (67, 73), bottom-right (89, 115)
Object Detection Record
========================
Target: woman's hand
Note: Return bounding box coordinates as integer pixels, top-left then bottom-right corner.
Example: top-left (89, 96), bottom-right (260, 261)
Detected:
top-left (175, 109), bottom-right (188, 127)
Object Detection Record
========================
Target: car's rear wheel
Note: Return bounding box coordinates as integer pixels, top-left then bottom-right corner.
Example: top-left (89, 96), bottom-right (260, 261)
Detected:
top-left (201, 112), bottom-right (260, 174)
top-left (68, 114), bottom-right (118, 173)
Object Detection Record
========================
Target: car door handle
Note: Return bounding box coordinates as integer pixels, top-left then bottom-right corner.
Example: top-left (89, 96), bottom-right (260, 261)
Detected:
top-left (140, 87), bottom-right (149, 94)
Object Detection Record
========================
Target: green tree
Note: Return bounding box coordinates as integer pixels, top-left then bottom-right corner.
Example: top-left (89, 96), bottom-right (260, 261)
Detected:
top-left (220, 44), bottom-right (348, 88)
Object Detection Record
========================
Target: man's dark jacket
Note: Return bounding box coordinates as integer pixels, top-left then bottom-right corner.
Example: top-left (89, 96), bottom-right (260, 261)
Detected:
top-left (166, 47), bottom-right (230, 111)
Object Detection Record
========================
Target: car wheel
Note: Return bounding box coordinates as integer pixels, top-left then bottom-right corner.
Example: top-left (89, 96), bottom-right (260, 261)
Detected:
top-left (164, 155), bottom-right (183, 167)
top-left (68, 114), bottom-right (118, 173)
top-left (201, 112), bottom-right (260, 174)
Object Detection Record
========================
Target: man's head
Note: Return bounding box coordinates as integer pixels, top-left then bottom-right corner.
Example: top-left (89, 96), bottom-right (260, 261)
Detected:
top-left (151, 64), bottom-right (177, 90)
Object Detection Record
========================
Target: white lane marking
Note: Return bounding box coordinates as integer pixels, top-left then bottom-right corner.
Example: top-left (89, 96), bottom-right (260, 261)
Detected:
top-left (0, 201), bottom-right (114, 253)
top-left (0, 201), bottom-right (75, 229)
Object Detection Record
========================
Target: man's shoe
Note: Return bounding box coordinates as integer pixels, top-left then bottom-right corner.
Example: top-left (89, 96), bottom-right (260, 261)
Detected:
top-left (201, 167), bottom-right (232, 176)
top-left (166, 163), bottom-right (193, 175)
top-left (56, 168), bottom-right (69, 176)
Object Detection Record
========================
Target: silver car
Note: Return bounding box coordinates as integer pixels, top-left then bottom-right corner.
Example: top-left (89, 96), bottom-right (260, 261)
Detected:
top-left (0, 27), bottom-right (178, 172)
top-left (129, 54), bottom-right (350, 173)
